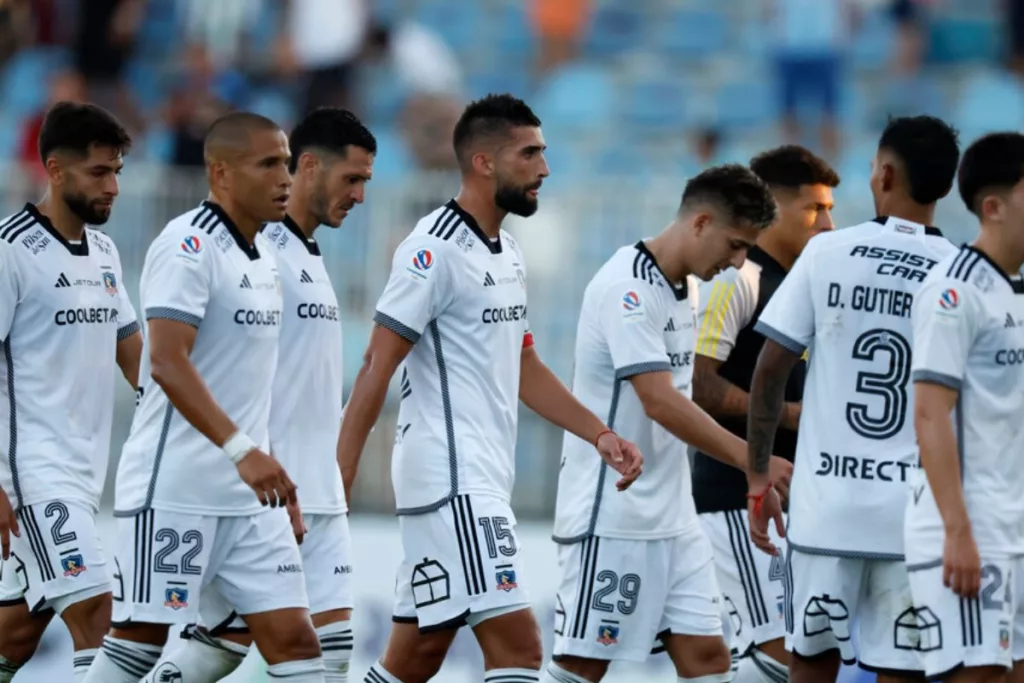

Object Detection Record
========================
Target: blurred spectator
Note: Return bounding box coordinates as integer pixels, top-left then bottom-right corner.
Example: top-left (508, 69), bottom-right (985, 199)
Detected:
top-left (399, 92), bottom-right (462, 220)
top-left (74, 0), bottom-right (145, 133)
top-left (163, 44), bottom-right (233, 167)
top-left (1010, 0), bottom-right (1024, 76)
top-left (277, 0), bottom-right (369, 114)
top-left (769, 0), bottom-right (856, 159)
top-left (529, 0), bottom-right (590, 80)
top-left (890, 0), bottom-right (928, 76)
top-left (18, 70), bottom-right (86, 183)
top-left (366, 21), bottom-right (463, 97)
top-left (180, 0), bottom-right (264, 70)
top-left (0, 0), bottom-right (34, 64)
top-left (691, 128), bottom-right (722, 166)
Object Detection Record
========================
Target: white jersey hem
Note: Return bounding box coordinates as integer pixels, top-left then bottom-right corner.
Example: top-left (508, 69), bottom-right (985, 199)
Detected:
top-left (114, 500), bottom-right (267, 517)
top-left (553, 520), bottom-right (703, 544)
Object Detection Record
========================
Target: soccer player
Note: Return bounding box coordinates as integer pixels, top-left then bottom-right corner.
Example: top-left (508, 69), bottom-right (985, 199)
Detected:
top-left (0, 101), bottom-right (141, 682)
top-left (692, 146), bottom-right (838, 682)
top-left (339, 94), bottom-right (642, 683)
top-left (155, 108), bottom-right (377, 683)
top-left (83, 112), bottom-right (325, 683)
top-left (904, 132), bottom-right (1024, 683)
top-left (745, 115), bottom-right (961, 683)
top-left (544, 164), bottom-right (790, 683)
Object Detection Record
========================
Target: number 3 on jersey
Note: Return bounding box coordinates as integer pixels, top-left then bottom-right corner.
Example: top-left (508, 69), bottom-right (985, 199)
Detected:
top-left (845, 328), bottom-right (912, 440)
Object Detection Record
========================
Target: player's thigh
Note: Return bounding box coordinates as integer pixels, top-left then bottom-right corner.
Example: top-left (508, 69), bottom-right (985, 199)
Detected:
top-left (301, 513), bottom-right (354, 618)
top-left (11, 500), bottom-right (110, 615)
top-left (109, 508), bottom-right (216, 630)
top-left (785, 549), bottom-right (864, 664)
top-left (553, 535), bottom-right (676, 664)
top-left (907, 557), bottom-right (1014, 680)
top-left (699, 510), bottom-right (787, 655)
top-left (392, 494), bottom-right (530, 635)
top-left (855, 559), bottom-right (926, 677)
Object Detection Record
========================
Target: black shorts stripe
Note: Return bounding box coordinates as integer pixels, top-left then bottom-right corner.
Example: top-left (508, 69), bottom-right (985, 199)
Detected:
top-left (451, 497), bottom-right (475, 596)
top-left (732, 510), bottom-right (771, 626)
top-left (783, 545), bottom-right (795, 634)
top-left (725, 510), bottom-right (767, 627)
top-left (463, 496), bottom-right (487, 594)
top-left (960, 596), bottom-right (982, 647)
top-left (573, 536), bottom-right (601, 640)
top-left (570, 536), bottom-right (596, 639)
top-left (134, 510), bottom-right (154, 604)
top-left (451, 496), bottom-right (486, 597)
top-left (20, 507), bottom-right (55, 582)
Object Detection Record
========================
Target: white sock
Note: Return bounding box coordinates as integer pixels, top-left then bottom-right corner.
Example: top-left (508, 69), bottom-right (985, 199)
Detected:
top-left (363, 661), bottom-right (401, 683)
top-left (0, 655), bottom-right (21, 683)
top-left (141, 630), bottom-right (248, 683)
top-left (485, 668), bottom-right (540, 682)
top-left (267, 657), bottom-right (327, 681)
top-left (316, 620), bottom-right (353, 682)
top-left (540, 661), bottom-right (593, 683)
top-left (678, 673), bottom-right (734, 683)
top-left (734, 648), bottom-right (788, 683)
top-left (82, 636), bottom-right (163, 683)
top-left (74, 648), bottom-right (98, 682)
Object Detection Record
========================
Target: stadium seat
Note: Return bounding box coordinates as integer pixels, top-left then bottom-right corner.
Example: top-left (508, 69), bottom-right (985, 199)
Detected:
top-left (0, 50), bottom-right (55, 120)
top-left (414, 1), bottom-right (485, 54)
top-left (533, 64), bottom-right (615, 135)
top-left (618, 78), bottom-right (689, 134)
top-left (490, 3), bottom-right (535, 61)
top-left (466, 68), bottom-right (531, 101)
top-left (368, 127), bottom-right (414, 181)
top-left (655, 8), bottom-right (729, 62)
top-left (715, 78), bottom-right (776, 130)
top-left (360, 65), bottom-right (408, 126)
top-left (953, 70), bottom-right (1024, 136)
top-left (928, 17), bottom-right (1002, 64)
top-left (584, 4), bottom-right (645, 58)
top-left (849, 9), bottom-right (896, 71)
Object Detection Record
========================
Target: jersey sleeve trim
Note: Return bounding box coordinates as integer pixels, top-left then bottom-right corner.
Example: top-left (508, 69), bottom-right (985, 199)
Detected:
top-left (696, 279), bottom-right (746, 359)
top-left (753, 320), bottom-right (806, 355)
top-left (615, 360), bottom-right (672, 379)
top-left (912, 369), bottom-right (961, 391)
top-left (116, 321), bottom-right (141, 341)
top-left (374, 311), bottom-right (421, 344)
top-left (145, 307), bottom-right (201, 329)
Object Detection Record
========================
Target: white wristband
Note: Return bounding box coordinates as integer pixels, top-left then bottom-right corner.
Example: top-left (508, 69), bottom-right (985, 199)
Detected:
top-left (222, 432), bottom-right (257, 464)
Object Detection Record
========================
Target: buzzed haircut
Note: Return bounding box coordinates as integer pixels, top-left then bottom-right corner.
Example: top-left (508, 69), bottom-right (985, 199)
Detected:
top-left (452, 93), bottom-right (541, 170)
top-left (878, 115), bottom-right (960, 205)
top-left (38, 101), bottom-right (131, 162)
top-left (750, 145), bottom-right (840, 191)
top-left (957, 132), bottom-right (1024, 218)
top-left (681, 164), bottom-right (778, 230)
top-left (287, 107), bottom-right (377, 174)
top-left (203, 111), bottom-right (281, 163)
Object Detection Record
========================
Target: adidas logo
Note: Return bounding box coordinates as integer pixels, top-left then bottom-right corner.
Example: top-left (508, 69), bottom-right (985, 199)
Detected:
top-left (54, 272), bottom-right (71, 288)
top-left (483, 272), bottom-right (496, 287)
top-left (1007, 313), bottom-right (1017, 328)
top-left (240, 274), bottom-right (252, 289)
top-left (664, 318), bottom-right (677, 332)
top-left (300, 269), bottom-right (314, 284)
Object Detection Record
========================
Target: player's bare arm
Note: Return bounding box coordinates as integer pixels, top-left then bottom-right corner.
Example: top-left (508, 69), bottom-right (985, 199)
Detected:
top-left (148, 317), bottom-right (296, 507)
top-left (115, 329), bottom-right (142, 389)
top-left (0, 485), bottom-right (19, 561)
top-left (694, 354), bottom-right (800, 430)
top-left (915, 380), bottom-right (979, 597)
top-left (518, 345), bottom-right (643, 489)
top-left (337, 323), bottom-right (414, 500)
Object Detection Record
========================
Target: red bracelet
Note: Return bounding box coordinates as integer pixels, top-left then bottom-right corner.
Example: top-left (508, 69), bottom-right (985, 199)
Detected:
top-left (594, 429), bottom-right (615, 448)
top-left (746, 481), bottom-right (774, 518)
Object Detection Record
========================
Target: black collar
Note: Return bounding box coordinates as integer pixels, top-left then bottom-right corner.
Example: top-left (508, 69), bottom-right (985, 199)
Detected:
top-left (635, 240), bottom-right (688, 300)
top-left (747, 245), bottom-right (788, 275)
top-left (872, 215), bottom-right (943, 237)
top-left (202, 201), bottom-right (260, 260)
top-left (24, 203), bottom-right (88, 256)
top-left (282, 214), bottom-right (321, 256)
top-left (447, 199), bottom-right (501, 254)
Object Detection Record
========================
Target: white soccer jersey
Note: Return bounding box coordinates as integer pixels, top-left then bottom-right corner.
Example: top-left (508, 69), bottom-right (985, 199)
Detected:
top-left (905, 246), bottom-right (1024, 560)
top-left (553, 241), bottom-right (700, 543)
top-left (115, 201), bottom-right (282, 517)
top-left (0, 203), bottom-right (138, 512)
top-left (258, 217), bottom-right (345, 515)
top-left (756, 217), bottom-right (955, 558)
top-left (374, 200), bottom-right (532, 514)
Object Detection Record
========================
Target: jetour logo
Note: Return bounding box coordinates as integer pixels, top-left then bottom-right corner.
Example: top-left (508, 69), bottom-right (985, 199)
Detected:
top-left (622, 291), bottom-right (641, 311)
top-left (939, 288), bottom-right (959, 310)
top-left (181, 235), bottom-right (202, 255)
top-left (413, 249), bottom-right (433, 271)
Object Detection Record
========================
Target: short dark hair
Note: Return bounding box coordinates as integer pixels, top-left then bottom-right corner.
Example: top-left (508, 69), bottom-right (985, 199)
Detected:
top-left (452, 94), bottom-right (541, 169)
top-left (681, 164), bottom-right (778, 230)
top-left (878, 115), bottom-right (960, 205)
top-left (957, 132), bottom-right (1024, 217)
top-left (287, 108), bottom-right (377, 174)
top-left (38, 101), bottom-right (131, 162)
top-left (749, 145), bottom-right (840, 190)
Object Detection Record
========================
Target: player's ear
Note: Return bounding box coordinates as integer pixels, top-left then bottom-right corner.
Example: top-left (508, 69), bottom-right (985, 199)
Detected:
top-left (43, 155), bottom-right (63, 185)
top-left (472, 151), bottom-right (494, 178)
top-left (980, 193), bottom-right (1004, 223)
top-left (880, 162), bottom-right (896, 193)
top-left (298, 151), bottom-right (319, 176)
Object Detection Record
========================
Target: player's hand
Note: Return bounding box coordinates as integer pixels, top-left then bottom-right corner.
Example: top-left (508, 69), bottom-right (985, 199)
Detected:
top-left (782, 402), bottom-right (802, 432)
top-left (746, 480), bottom-right (785, 556)
top-left (943, 524), bottom-right (981, 597)
top-left (596, 432), bottom-right (643, 490)
top-left (768, 456), bottom-right (793, 503)
top-left (236, 449), bottom-right (297, 508)
top-left (0, 487), bottom-right (19, 561)
top-left (286, 497), bottom-right (307, 545)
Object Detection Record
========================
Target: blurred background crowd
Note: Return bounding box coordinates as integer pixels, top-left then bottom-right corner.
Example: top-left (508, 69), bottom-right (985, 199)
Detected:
top-left (0, 0), bottom-right (1017, 516)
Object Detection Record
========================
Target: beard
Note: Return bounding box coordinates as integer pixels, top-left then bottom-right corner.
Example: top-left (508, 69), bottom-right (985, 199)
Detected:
top-left (495, 181), bottom-right (539, 218)
top-left (309, 183), bottom-right (338, 228)
top-left (64, 191), bottom-right (111, 225)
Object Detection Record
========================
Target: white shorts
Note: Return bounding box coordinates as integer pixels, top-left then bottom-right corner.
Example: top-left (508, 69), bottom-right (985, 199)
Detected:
top-left (198, 512), bottom-right (354, 632)
top-left (700, 510), bottom-right (787, 655)
top-left (392, 494), bottom-right (530, 632)
top-left (111, 507), bottom-right (309, 626)
top-left (785, 549), bottom-right (922, 674)
top-left (907, 556), bottom-right (1024, 678)
top-left (1, 500), bottom-right (110, 613)
top-left (552, 530), bottom-right (724, 663)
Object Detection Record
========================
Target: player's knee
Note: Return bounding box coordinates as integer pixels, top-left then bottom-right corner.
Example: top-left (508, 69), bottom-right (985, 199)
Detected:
top-left (476, 609), bottom-right (543, 670)
top-left (551, 655), bottom-right (609, 682)
top-left (260, 621), bottom-right (322, 664)
top-left (380, 631), bottom-right (450, 683)
top-left (0, 608), bottom-right (46, 663)
top-left (674, 636), bottom-right (731, 678)
top-left (60, 591), bottom-right (112, 648)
